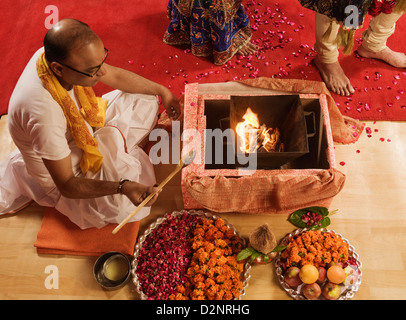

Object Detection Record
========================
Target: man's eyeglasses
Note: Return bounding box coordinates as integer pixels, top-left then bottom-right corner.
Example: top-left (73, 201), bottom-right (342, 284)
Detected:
top-left (57, 48), bottom-right (109, 78)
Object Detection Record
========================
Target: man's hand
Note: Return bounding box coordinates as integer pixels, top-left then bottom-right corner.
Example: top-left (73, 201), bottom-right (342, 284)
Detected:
top-left (160, 89), bottom-right (182, 120)
top-left (121, 181), bottom-right (160, 207)
top-left (100, 64), bottom-right (182, 120)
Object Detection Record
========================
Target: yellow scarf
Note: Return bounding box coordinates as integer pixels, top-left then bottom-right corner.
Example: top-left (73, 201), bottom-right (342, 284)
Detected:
top-left (36, 52), bottom-right (107, 174)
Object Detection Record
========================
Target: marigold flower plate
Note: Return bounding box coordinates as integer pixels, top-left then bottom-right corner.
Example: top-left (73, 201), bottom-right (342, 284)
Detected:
top-left (275, 228), bottom-right (362, 300)
top-left (132, 210), bottom-right (251, 300)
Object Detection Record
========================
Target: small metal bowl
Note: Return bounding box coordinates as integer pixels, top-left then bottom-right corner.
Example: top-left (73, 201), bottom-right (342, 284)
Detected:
top-left (93, 251), bottom-right (131, 290)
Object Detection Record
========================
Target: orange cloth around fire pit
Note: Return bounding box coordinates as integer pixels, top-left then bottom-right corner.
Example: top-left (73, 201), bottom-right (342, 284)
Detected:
top-left (181, 78), bottom-right (356, 214)
top-left (184, 168), bottom-right (345, 214)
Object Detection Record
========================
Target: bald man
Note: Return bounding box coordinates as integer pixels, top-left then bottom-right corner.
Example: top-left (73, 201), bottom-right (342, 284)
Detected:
top-left (1, 19), bottom-right (181, 228)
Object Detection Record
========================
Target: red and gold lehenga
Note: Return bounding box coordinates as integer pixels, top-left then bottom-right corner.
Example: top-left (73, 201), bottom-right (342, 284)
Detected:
top-left (163, 0), bottom-right (253, 65)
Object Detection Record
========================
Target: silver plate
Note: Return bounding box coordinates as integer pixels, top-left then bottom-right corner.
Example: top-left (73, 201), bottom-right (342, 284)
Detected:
top-left (275, 228), bottom-right (362, 300)
top-left (131, 210), bottom-right (252, 300)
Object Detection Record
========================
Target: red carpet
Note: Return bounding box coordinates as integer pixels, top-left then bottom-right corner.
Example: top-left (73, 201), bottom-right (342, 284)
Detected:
top-left (1, 0), bottom-right (405, 121)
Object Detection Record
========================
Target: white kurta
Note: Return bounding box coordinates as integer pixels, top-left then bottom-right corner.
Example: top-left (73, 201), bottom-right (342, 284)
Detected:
top-left (0, 48), bottom-right (158, 229)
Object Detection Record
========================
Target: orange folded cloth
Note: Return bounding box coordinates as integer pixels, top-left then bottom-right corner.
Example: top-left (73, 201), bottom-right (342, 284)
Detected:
top-left (34, 207), bottom-right (139, 256)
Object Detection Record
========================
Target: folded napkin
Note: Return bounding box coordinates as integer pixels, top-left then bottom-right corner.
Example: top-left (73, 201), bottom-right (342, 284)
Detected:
top-left (34, 207), bottom-right (139, 256)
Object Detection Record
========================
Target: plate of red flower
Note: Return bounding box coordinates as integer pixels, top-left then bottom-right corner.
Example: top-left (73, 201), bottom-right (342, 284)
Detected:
top-left (132, 210), bottom-right (251, 300)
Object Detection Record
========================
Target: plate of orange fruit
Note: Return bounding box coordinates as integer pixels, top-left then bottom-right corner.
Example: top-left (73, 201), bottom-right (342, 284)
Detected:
top-left (275, 228), bottom-right (362, 300)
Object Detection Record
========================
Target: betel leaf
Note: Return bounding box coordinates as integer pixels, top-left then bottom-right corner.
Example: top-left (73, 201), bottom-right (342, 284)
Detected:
top-left (318, 216), bottom-right (331, 229)
top-left (287, 206), bottom-right (335, 230)
top-left (288, 210), bottom-right (308, 228)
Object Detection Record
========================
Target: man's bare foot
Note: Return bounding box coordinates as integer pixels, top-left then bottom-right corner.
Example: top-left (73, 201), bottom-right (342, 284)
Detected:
top-left (237, 42), bottom-right (258, 56)
top-left (357, 44), bottom-right (406, 68)
top-left (313, 57), bottom-right (355, 96)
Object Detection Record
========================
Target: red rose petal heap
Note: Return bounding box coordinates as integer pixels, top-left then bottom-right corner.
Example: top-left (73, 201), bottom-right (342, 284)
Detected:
top-left (135, 212), bottom-right (200, 300)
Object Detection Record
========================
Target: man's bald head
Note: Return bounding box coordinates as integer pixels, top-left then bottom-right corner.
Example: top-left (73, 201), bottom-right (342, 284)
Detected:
top-left (44, 19), bottom-right (99, 63)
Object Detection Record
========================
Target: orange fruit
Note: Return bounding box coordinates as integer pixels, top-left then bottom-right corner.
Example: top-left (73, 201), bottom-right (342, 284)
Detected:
top-left (299, 265), bottom-right (319, 284)
top-left (327, 265), bottom-right (346, 284)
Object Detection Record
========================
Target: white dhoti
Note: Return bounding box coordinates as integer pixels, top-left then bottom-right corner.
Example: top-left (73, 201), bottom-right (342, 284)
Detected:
top-left (0, 90), bottom-right (159, 229)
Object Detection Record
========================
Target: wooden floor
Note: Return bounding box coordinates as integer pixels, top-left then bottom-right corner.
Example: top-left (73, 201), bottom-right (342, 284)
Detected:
top-left (1, 110), bottom-right (406, 300)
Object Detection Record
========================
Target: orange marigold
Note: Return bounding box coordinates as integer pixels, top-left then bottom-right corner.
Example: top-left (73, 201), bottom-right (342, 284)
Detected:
top-left (282, 230), bottom-right (349, 268)
top-left (178, 217), bottom-right (244, 300)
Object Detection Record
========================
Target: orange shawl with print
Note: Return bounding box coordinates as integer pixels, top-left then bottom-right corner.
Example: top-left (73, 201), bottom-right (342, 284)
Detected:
top-left (36, 52), bottom-right (107, 174)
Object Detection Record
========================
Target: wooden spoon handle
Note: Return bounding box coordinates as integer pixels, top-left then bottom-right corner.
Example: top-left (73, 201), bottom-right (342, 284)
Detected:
top-left (112, 164), bottom-right (183, 234)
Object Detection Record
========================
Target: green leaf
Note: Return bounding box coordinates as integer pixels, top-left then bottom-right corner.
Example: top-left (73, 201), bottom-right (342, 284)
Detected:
top-left (317, 216), bottom-right (331, 229)
top-left (264, 254), bottom-right (270, 264)
top-left (287, 208), bottom-right (309, 228)
top-left (236, 247), bottom-right (256, 261)
top-left (271, 244), bottom-right (287, 253)
top-left (287, 206), bottom-right (335, 229)
top-left (250, 251), bottom-right (262, 263)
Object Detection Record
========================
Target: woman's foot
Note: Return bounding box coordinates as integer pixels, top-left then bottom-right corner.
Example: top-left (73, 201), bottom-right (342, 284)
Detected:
top-left (237, 42), bottom-right (258, 56)
top-left (313, 56), bottom-right (355, 96)
top-left (357, 44), bottom-right (406, 68)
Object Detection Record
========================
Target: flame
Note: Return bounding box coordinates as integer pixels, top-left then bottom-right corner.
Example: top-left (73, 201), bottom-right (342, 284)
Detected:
top-left (235, 107), bottom-right (260, 153)
top-left (236, 107), bottom-right (280, 153)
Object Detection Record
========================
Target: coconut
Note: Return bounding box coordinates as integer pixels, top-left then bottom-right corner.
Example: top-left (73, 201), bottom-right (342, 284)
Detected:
top-left (248, 223), bottom-right (277, 254)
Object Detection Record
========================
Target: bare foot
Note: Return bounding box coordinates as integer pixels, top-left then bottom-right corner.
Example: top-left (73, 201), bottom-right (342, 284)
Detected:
top-left (237, 42), bottom-right (258, 56)
top-left (313, 57), bottom-right (355, 96)
top-left (357, 44), bottom-right (406, 68)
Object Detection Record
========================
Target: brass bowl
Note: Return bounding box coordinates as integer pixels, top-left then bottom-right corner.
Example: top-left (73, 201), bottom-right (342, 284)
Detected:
top-left (93, 251), bottom-right (131, 290)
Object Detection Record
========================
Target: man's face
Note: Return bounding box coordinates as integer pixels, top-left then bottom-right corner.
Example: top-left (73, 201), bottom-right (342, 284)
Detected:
top-left (59, 38), bottom-right (107, 87)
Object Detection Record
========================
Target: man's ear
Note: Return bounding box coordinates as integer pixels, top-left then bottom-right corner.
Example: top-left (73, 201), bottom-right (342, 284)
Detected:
top-left (49, 61), bottom-right (64, 77)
